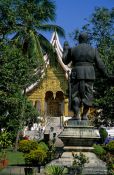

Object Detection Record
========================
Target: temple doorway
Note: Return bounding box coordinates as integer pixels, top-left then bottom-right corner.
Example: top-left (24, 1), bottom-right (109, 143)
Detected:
top-left (45, 91), bottom-right (64, 117)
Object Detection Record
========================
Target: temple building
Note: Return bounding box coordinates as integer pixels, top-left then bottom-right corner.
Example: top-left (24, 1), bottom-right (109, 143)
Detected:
top-left (26, 32), bottom-right (72, 117)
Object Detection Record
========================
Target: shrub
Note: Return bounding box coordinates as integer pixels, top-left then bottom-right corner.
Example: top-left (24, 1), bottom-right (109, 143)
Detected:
top-left (38, 142), bottom-right (49, 152)
top-left (18, 140), bottom-right (38, 153)
top-left (0, 131), bottom-right (12, 150)
top-left (106, 140), bottom-right (114, 153)
top-left (44, 165), bottom-right (68, 175)
top-left (105, 152), bottom-right (114, 174)
top-left (72, 152), bottom-right (89, 168)
top-left (24, 148), bottom-right (47, 165)
top-left (93, 144), bottom-right (106, 158)
top-left (99, 127), bottom-right (108, 144)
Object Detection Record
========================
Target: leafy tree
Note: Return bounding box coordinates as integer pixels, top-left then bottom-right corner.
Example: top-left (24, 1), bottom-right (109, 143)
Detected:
top-left (70, 7), bottom-right (114, 125)
top-left (0, 0), bottom-right (16, 40)
top-left (0, 0), bottom-right (65, 69)
top-left (0, 41), bottom-right (39, 150)
top-left (0, 131), bottom-right (12, 150)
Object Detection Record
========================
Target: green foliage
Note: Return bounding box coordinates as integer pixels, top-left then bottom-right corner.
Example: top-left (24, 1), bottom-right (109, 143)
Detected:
top-left (18, 140), bottom-right (38, 153)
top-left (38, 142), bottom-right (49, 152)
top-left (93, 87), bottom-right (114, 126)
top-left (93, 144), bottom-right (106, 158)
top-left (106, 140), bottom-right (114, 152)
top-left (0, 131), bottom-right (12, 150)
top-left (99, 127), bottom-right (108, 144)
top-left (0, 42), bottom-right (39, 143)
top-left (72, 152), bottom-right (89, 168)
top-left (105, 152), bottom-right (114, 175)
top-left (0, 0), bottom-right (65, 67)
top-left (24, 148), bottom-right (47, 165)
top-left (18, 140), bottom-right (49, 166)
top-left (0, 0), bottom-right (16, 38)
top-left (44, 165), bottom-right (68, 175)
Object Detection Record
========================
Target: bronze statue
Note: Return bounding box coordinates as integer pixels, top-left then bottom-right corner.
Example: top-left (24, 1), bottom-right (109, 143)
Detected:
top-left (62, 32), bottom-right (110, 120)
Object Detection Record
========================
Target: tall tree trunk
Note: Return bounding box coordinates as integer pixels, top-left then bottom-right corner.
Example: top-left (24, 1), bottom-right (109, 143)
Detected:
top-left (14, 129), bottom-right (20, 151)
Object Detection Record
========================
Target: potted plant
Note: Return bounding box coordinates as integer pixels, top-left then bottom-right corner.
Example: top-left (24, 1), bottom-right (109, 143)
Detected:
top-left (18, 140), bottom-right (48, 174)
top-left (24, 148), bottom-right (47, 173)
top-left (71, 152), bottom-right (89, 175)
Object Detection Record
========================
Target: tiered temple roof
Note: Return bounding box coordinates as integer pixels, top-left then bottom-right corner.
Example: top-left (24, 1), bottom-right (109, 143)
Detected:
top-left (26, 32), bottom-right (70, 93)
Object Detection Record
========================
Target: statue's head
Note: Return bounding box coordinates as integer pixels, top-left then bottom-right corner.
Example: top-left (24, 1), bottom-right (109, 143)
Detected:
top-left (78, 32), bottom-right (88, 43)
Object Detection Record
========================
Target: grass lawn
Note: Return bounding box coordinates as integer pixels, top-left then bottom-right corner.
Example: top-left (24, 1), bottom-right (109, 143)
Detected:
top-left (0, 150), bottom-right (25, 165)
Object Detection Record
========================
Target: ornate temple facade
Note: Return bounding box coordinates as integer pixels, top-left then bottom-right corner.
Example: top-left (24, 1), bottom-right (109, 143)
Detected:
top-left (26, 32), bottom-right (73, 117)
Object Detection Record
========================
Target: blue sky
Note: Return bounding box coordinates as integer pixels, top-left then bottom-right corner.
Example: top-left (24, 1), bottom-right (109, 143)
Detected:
top-left (44, 0), bottom-right (114, 46)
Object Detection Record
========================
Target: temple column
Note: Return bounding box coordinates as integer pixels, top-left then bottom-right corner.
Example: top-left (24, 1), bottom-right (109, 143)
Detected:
top-left (41, 94), bottom-right (45, 116)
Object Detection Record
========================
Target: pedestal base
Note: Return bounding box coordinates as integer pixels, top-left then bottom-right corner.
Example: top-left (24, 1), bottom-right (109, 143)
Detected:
top-left (53, 119), bottom-right (107, 174)
top-left (48, 152), bottom-right (107, 175)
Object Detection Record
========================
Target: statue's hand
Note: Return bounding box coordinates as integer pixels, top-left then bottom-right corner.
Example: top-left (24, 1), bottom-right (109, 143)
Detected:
top-left (63, 41), bottom-right (70, 51)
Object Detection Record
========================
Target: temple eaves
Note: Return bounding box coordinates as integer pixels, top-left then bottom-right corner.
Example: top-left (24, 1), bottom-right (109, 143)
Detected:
top-left (26, 31), bottom-right (70, 93)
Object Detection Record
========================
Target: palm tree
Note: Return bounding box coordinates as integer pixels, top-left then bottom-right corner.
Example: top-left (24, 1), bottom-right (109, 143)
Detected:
top-left (44, 165), bottom-right (68, 175)
top-left (12, 0), bottom-right (65, 70)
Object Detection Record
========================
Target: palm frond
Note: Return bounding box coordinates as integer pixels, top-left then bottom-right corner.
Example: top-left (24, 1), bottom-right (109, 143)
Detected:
top-left (38, 33), bottom-right (58, 66)
top-left (38, 33), bottom-right (53, 53)
top-left (38, 24), bottom-right (65, 37)
top-left (32, 0), bottom-right (56, 23)
top-left (27, 30), bottom-right (44, 66)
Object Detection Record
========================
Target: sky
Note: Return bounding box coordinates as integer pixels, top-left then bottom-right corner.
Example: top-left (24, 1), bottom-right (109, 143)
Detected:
top-left (43, 0), bottom-right (114, 46)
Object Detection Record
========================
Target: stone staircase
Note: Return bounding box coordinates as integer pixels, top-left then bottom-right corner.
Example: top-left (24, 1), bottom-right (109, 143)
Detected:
top-left (24, 117), bottom-right (64, 147)
top-left (44, 117), bottom-right (64, 147)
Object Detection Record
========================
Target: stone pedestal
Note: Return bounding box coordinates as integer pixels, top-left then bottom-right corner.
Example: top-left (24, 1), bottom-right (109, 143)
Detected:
top-left (58, 119), bottom-right (100, 147)
top-left (55, 118), bottom-right (107, 174)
